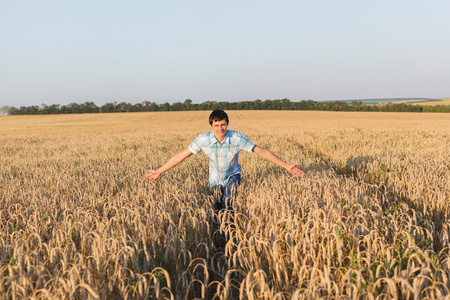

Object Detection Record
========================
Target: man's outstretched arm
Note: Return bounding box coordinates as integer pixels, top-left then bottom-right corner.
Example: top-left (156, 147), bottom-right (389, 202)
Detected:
top-left (252, 145), bottom-right (305, 177)
top-left (145, 148), bottom-right (193, 181)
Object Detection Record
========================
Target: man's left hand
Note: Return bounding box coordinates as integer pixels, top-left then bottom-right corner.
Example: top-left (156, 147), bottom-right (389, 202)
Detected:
top-left (287, 163), bottom-right (305, 177)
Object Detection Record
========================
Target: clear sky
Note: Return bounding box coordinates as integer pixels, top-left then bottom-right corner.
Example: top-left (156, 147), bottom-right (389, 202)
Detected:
top-left (1, 0), bottom-right (449, 107)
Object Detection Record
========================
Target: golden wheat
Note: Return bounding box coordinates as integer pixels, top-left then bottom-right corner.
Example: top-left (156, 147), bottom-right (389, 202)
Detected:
top-left (0, 111), bottom-right (449, 299)
top-left (411, 98), bottom-right (450, 106)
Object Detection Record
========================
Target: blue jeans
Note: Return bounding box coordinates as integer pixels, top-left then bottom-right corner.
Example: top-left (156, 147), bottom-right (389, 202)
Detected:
top-left (215, 174), bottom-right (241, 237)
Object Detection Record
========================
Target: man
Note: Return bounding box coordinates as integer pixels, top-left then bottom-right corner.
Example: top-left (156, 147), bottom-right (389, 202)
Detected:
top-left (145, 110), bottom-right (304, 237)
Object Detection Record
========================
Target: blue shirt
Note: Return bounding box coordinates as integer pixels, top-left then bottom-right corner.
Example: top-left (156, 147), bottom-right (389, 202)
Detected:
top-left (188, 130), bottom-right (256, 188)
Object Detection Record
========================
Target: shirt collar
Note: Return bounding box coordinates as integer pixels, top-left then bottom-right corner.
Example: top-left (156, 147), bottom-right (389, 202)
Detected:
top-left (223, 131), bottom-right (231, 144)
top-left (211, 130), bottom-right (231, 145)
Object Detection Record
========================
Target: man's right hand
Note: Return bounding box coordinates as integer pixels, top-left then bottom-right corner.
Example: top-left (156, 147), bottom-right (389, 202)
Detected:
top-left (144, 148), bottom-right (193, 182)
top-left (145, 170), bottom-right (160, 181)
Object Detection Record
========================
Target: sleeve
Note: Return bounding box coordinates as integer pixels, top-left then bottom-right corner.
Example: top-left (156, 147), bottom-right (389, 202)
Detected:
top-left (188, 135), bottom-right (203, 154)
top-left (239, 133), bottom-right (256, 152)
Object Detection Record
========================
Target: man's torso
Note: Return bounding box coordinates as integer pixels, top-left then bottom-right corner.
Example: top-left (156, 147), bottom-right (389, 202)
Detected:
top-left (188, 130), bottom-right (255, 188)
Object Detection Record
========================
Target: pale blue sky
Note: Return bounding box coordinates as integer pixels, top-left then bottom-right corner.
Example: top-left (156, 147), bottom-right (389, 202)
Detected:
top-left (1, 0), bottom-right (449, 107)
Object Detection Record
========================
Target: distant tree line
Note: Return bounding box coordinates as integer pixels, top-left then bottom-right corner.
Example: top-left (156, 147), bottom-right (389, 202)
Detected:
top-left (2, 99), bottom-right (449, 115)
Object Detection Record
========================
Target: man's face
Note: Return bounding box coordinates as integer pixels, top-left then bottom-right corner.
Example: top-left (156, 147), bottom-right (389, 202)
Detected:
top-left (211, 119), bottom-right (228, 139)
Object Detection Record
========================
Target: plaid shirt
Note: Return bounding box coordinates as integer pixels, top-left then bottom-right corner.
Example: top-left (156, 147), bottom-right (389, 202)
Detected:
top-left (188, 130), bottom-right (255, 188)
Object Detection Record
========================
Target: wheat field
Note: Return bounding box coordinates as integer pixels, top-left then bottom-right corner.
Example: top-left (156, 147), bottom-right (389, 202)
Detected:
top-left (1, 111), bottom-right (449, 299)
top-left (412, 98), bottom-right (450, 106)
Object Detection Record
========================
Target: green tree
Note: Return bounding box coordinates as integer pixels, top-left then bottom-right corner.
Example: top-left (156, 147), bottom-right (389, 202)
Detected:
top-left (80, 102), bottom-right (99, 113)
top-left (150, 102), bottom-right (159, 111)
top-left (40, 103), bottom-right (49, 114)
top-left (28, 106), bottom-right (39, 115)
top-left (173, 102), bottom-right (182, 111)
top-left (160, 102), bottom-right (171, 111)
top-left (281, 98), bottom-right (291, 110)
top-left (183, 99), bottom-right (192, 111)
top-left (100, 103), bottom-right (115, 113)
top-left (48, 104), bottom-right (60, 114)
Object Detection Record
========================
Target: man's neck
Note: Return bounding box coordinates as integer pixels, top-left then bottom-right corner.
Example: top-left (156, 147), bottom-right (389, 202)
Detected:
top-left (214, 132), bottom-right (226, 144)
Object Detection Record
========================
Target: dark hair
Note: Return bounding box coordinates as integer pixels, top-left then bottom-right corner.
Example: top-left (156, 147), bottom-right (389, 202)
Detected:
top-left (209, 110), bottom-right (229, 125)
